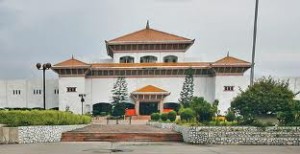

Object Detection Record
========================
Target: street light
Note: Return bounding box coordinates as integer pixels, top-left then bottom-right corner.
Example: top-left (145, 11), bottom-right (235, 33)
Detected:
top-left (79, 94), bottom-right (86, 115)
top-left (36, 63), bottom-right (52, 110)
top-left (250, 0), bottom-right (260, 86)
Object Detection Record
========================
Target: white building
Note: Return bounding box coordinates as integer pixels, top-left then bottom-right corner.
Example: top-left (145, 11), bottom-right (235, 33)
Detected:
top-left (1, 23), bottom-right (299, 115)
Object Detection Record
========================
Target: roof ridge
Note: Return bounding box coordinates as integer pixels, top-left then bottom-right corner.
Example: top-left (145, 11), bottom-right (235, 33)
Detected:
top-left (54, 57), bottom-right (89, 67)
top-left (215, 56), bottom-right (250, 64)
top-left (134, 85), bottom-right (168, 93)
top-left (108, 27), bottom-right (191, 42)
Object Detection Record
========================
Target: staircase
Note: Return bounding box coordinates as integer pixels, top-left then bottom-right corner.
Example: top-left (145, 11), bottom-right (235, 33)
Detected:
top-left (61, 124), bottom-right (182, 142)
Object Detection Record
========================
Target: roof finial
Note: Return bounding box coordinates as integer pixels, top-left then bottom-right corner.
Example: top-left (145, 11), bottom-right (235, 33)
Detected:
top-left (146, 20), bottom-right (150, 29)
top-left (227, 51), bottom-right (230, 57)
top-left (72, 54), bottom-right (74, 59)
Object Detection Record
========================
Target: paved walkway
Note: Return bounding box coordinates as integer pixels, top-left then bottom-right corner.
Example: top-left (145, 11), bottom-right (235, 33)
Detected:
top-left (1, 142), bottom-right (300, 154)
top-left (70, 124), bottom-right (177, 134)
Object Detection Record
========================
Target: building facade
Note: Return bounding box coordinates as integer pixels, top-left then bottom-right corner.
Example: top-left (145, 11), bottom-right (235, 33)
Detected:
top-left (51, 23), bottom-right (251, 115)
top-left (1, 24), bottom-right (299, 115)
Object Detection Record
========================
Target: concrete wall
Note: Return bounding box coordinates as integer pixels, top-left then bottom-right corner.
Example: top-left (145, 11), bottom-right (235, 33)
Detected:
top-left (58, 77), bottom-right (86, 113)
top-left (0, 79), bottom-right (58, 109)
top-left (214, 76), bottom-right (249, 114)
top-left (81, 76), bottom-right (215, 114)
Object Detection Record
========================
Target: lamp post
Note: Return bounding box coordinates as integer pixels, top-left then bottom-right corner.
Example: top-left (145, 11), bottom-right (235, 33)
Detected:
top-left (250, 0), bottom-right (260, 86)
top-left (36, 63), bottom-right (52, 110)
top-left (79, 94), bottom-right (86, 115)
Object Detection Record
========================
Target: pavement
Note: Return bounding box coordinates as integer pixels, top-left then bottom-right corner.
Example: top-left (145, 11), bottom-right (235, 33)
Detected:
top-left (1, 142), bottom-right (300, 154)
top-left (70, 124), bottom-right (178, 134)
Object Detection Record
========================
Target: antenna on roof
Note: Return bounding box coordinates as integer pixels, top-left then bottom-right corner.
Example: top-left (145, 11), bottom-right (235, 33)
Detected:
top-left (146, 20), bottom-right (150, 29)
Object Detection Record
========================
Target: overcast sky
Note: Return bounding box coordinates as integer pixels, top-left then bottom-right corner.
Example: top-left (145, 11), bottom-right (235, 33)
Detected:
top-left (0, 0), bottom-right (299, 80)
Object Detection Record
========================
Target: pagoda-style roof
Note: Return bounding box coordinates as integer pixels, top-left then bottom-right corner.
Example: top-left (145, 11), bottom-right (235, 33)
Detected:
top-left (213, 56), bottom-right (251, 66)
top-left (105, 22), bottom-right (195, 57)
top-left (134, 85), bottom-right (168, 93)
top-left (53, 57), bottom-right (90, 68)
top-left (108, 23), bottom-right (192, 44)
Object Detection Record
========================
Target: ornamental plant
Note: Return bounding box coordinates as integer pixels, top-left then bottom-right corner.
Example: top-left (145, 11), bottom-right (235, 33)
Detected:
top-left (179, 108), bottom-right (195, 122)
top-left (150, 113), bottom-right (160, 121)
top-left (167, 111), bottom-right (177, 122)
top-left (160, 113), bottom-right (168, 121)
top-left (0, 110), bottom-right (91, 127)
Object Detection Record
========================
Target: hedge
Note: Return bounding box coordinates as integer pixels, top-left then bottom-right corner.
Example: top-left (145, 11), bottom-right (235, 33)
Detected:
top-left (0, 110), bottom-right (92, 127)
top-left (150, 113), bottom-right (160, 121)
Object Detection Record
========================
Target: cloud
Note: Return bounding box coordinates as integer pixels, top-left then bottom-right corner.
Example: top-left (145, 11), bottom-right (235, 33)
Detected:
top-left (0, 0), bottom-right (299, 79)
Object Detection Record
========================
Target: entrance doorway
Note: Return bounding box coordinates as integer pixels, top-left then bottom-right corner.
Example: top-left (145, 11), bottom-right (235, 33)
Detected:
top-left (139, 102), bottom-right (158, 115)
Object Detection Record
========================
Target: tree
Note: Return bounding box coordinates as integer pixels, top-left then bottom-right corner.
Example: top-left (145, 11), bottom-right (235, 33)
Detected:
top-left (231, 77), bottom-right (295, 121)
top-left (111, 76), bottom-right (128, 117)
top-left (277, 100), bottom-right (300, 125)
top-left (190, 97), bottom-right (215, 122)
top-left (179, 68), bottom-right (194, 108)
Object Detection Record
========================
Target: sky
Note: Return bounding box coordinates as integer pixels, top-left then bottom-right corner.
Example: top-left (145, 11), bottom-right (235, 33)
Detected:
top-left (0, 0), bottom-right (299, 80)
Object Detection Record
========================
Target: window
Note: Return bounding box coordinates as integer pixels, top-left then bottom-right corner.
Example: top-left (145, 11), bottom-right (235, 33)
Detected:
top-left (120, 56), bottom-right (134, 63)
top-left (140, 56), bottom-right (157, 63)
top-left (164, 55), bottom-right (178, 63)
top-left (67, 87), bottom-right (77, 92)
top-left (33, 89), bottom-right (42, 95)
top-left (54, 89), bottom-right (59, 94)
top-left (13, 90), bottom-right (21, 95)
top-left (224, 86), bottom-right (234, 91)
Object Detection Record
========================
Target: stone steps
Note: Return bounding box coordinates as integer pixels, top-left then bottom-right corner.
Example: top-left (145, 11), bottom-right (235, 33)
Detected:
top-left (61, 132), bottom-right (182, 142)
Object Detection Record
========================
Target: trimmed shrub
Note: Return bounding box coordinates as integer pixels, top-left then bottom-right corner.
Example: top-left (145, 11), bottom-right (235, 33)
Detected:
top-left (167, 111), bottom-right (177, 122)
top-left (179, 108), bottom-right (195, 122)
top-left (160, 113), bottom-right (168, 121)
top-left (0, 110), bottom-right (92, 127)
top-left (151, 113), bottom-right (160, 121)
top-left (225, 111), bottom-right (236, 122)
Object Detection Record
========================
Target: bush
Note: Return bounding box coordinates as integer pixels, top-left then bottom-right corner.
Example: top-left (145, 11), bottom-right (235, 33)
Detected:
top-left (225, 111), bottom-right (236, 122)
top-left (160, 113), bottom-right (168, 121)
top-left (0, 110), bottom-right (92, 127)
top-left (151, 113), bottom-right (160, 121)
top-left (167, 111), bottom-right (177, 122)
top-left (179, 108), bottom-right (195, 122)
top-left (112, 103), bottom-right (126, 117)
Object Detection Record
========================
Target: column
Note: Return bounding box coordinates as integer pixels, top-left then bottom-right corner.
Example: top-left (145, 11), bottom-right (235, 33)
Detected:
top-left (159, 100), bottom-right (164, 114)
top-left (135, 100), bottom-right (140, 116)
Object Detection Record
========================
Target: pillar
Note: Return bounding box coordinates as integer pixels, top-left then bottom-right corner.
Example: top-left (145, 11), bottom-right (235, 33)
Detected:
top-left (159, 100), bottom-right (164, 114)
top-left (135, 100), bottom-right (140, 116)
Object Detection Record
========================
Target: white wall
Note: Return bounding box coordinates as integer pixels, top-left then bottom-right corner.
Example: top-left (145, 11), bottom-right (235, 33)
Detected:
top-left (0, 81), bottom-right (8, 108)
top-left (0, 79), bottom-right (58, 109)
top-left (84, 76), bottom-right (215, 111)
top-left (214, 76), bottom-right (250, 115)
top-left (113, 52), bottom-right (185, 63)
top-left (58, 77), bottom-right (86, 114)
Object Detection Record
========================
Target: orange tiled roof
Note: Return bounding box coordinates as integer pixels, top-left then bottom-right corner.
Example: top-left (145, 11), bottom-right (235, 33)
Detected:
top-left (108, 28), bottom-right (192, 43)
top-left (214, 56), bottom-right (250, 65)
top-left (53, 57), bottom-right (89, 67)
top-left (91, 62), bottom-right (210, 68)
top-left (134, 85), bottom-right (168, 93)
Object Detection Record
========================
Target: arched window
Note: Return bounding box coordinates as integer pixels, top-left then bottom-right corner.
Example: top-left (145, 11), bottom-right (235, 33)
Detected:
top-left (164, 55), bottom-right (178, 63)
top-left (140, 56), bottom-right (157, 63)
top-left (120, 56), bottom-right (134, 63)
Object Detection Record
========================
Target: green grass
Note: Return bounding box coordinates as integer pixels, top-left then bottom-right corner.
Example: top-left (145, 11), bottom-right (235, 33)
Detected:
top-left (0, 110), bottom-right (92, 127)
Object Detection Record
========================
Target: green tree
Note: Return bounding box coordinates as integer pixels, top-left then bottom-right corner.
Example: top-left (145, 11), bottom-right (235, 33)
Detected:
top-left (190, 97), bottom-right (215, 122)
top-left (179, 68), bottom-right (194, 108)
top-left (277, 100), bottom-right (300, 125)
top-left (111, 76), bottom-right (128, 117)
top-left (231, 77), bottom-right (295, 122)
